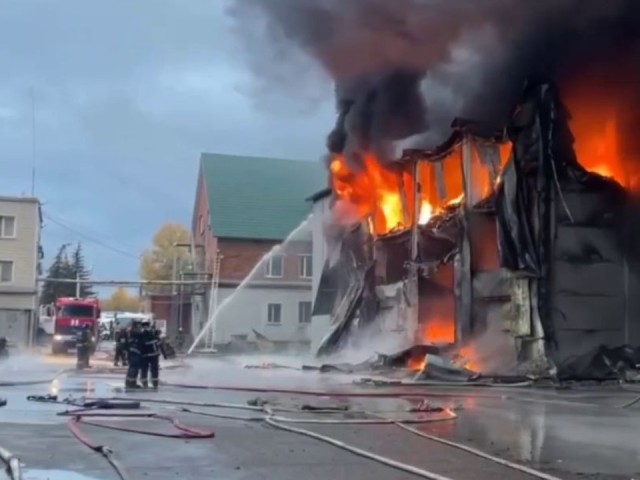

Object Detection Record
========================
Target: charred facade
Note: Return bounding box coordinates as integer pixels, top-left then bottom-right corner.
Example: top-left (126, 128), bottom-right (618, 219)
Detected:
top-left (314, 79), bottom-right (640, 379)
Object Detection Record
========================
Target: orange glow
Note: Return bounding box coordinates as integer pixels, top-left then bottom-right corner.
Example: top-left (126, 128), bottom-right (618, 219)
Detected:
top-left (330, 144), bottom-right (513, 236)
top-left (418, 200), bottom-right (433, 225)
top-left (408, 354), bottom-right (428, 372)
top-left (330, 153), bottom-right (413, 235)
top-left (454, 345), bottom-right (480, 373)
top-left (421, 318), bottom-right (456, 345)
top-left (565, 92), bottom-right (638, 188)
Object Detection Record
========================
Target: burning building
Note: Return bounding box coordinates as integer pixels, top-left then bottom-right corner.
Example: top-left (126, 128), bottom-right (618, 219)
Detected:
top-left (312, 78), bottom-right (640, 378)
top-left (229, 0), bottom-right (640, 378)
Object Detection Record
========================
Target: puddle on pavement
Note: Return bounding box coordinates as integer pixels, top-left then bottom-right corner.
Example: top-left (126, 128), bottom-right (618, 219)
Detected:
top-left (24, 469), bottom-right (105, 480)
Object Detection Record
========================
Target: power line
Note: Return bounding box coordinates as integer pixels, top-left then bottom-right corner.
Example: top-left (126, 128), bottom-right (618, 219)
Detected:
top-left (43, 212), bottom-right (140, 260)
top-left (44, 209), bottom-right (139, 253)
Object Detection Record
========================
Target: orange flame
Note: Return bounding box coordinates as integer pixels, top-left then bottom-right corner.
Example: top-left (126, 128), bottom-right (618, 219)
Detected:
top-left (408, 354), bottom-right (428, 372)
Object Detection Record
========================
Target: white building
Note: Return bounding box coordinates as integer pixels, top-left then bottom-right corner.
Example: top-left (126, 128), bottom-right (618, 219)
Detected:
top-left (0, 196), bottom-right (42, 345)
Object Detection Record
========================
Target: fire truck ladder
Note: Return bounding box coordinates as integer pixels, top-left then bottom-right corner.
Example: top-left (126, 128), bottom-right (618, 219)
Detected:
top-left (203, 251), bottom-right (221, 350)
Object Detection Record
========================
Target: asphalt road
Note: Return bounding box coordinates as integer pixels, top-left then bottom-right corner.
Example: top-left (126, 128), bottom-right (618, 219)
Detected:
top-left (1, 351), bottom-right (639, 480)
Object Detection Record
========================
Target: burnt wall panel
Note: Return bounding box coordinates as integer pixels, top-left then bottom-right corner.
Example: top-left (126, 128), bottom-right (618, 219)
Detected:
top-left (554, 261), bottom-right (624, 297)
top-left (472, 270), bottom-right (510, 299)
top-left (627, 269), bottom-right (640, 345)
top-left (555, 225), bottom-right (624, 264)
top-left (553, 293), bottom-right (624, 331)
top-left (471, 300), bottom-right (509, 337)
top-left (555, 191), bottom-right (624, 226)
top-left (555, 330), bottom-right (627, 368)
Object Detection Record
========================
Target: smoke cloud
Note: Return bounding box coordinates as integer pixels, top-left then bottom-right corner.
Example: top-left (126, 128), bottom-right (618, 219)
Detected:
top-left (228, 0), bottom-right (640, 160)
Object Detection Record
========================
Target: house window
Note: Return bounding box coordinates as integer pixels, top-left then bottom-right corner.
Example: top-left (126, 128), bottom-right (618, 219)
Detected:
top-left (298, 254), bottom-right (312, 279)
top-left (265, 254), bottom-right (283, 278)
top-left (267, 303), bottom-right (282, 324)
top-left (0, 216), bottom-right (15, 238)
top-left (298, 301), bottom-right (312, 324)
top-left (0, 261), bottom-right (13, 283)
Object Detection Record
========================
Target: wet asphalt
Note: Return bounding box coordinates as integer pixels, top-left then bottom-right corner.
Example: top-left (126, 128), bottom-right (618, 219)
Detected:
top-left (1, 349), bottom-right (639, 480)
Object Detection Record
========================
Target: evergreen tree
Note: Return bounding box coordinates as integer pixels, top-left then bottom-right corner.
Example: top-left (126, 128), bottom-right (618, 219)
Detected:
top-left (72, 243), bottom-right (95, 298)
top-left (40, 244), bottom-right (76, 305)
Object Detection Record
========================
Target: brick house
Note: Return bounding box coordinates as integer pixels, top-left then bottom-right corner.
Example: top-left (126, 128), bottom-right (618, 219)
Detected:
top-left (191, 153), bottom-right (326, 350)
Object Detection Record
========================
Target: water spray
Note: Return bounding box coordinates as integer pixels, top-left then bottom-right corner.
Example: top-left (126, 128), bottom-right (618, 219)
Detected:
top-left (186, 216), bottom-right (312, 355)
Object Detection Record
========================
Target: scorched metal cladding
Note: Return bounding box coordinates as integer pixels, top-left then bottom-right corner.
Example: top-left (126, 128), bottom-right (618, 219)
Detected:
top-left (314, 78), bottom-right (640, 381)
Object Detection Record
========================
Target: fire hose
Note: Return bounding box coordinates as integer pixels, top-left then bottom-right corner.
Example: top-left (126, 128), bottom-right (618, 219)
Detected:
top-left (159, 381), bottom-right (605, 408)
top-left (0, 368), bottom-right (73, 387)
top-left (28, 388), bottom-right (574, 480)
top-left (65, 411), bottom-right (214, 480)
top-left (96, 395), bottom-right (562, 480)
top-left (27, 395), bottom-right (215, 480)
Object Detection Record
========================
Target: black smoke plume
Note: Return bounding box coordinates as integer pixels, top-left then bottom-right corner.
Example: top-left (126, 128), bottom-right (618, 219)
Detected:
top-left (228, 0), bottom-right (640, 164)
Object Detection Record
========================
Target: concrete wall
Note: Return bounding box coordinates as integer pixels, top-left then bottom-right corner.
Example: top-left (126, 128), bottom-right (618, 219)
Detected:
top-left (0, 197), bottom-right (40, 345)
top-left (213, 285), bottom-right (312, 345)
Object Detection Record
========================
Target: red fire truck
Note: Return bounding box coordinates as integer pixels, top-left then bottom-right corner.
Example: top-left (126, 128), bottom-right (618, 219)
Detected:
top-left (51, 297), bottom-right (101, 355)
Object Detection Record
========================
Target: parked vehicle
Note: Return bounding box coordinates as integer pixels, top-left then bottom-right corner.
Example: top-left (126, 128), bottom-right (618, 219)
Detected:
top-left (50, 297), bottom-right (101, 355)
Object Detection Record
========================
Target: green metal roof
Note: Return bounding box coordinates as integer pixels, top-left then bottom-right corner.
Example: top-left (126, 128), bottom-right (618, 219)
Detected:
top-left (200, 153), bottom-right (328, 240)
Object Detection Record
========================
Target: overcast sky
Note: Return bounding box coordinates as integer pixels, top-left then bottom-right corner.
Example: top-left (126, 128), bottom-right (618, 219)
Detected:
top-left (0, 0), bottom-right (335, 288)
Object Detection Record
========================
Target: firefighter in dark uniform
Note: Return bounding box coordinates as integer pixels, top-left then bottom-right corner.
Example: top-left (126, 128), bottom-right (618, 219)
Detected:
top-left (0, 337), bottom-right (8, 358)
top-left (114, 326), bottom-right (128, 367)
top-left (125, 320), bottom-right (143, 389)
top-left (139, 322), bottom-right (167, 388)
top-left (76, 323), bottom-right (92, 369)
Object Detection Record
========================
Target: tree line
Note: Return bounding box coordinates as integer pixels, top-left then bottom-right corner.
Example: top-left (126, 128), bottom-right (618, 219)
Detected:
top-left (40, 243), bottom-right (94, 305)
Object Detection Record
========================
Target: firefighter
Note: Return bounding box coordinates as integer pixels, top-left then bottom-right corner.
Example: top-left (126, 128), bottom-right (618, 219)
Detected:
top-left (175, 327), bottom-right (185, 353)
top-left (76, 323), bottom-right (92, 369)
top-left (125, 320), bottom-right (143, 389)
top-left (139, 322), bottom-right (167, 389)
top-left (114, 326), bottom-right (128, 367)
top-left (0, 337), bottom-right (8, 358)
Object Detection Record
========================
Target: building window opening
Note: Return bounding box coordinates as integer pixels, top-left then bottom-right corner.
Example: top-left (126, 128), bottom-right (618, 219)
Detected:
top-left (299, 254), bottom-right (312, 279)
top-left (0, 261), bottom-right (13, 283)
top-left (266, 254), bottom-right (284, 278)
top-left (0, 216), bottom-right (16, 238)
top-left (267, 303), bottom-right (282, 324)
top-left (298, 301), bottom-right (312, 323)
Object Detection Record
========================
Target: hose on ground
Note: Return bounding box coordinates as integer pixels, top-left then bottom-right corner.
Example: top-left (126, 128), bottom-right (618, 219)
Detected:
top-left (159, 381), bottom-right (603, 407)
top-left (67, 417), bottom-right (129, 480)
top-left (0, 368), bottom-right (72, 387)
top-left (78, 394), bottom-right (561, 480)
top-left (391, 421), bottom-right (563, 480)
top-left (264, 416), bottom-right (456, 480)
top-left (65, 412), bottom-right (215, 439)
top-left (181, 406), bottom-right (458, 425)
top-left (0, 444), bottom-right (22, 480)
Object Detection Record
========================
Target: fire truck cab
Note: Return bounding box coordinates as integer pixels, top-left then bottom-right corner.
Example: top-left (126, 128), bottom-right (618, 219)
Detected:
top-left (51, 297), bottom-right (101, 355)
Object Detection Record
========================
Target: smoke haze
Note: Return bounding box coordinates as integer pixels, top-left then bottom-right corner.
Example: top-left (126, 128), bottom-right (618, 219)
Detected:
top-left (228, 0), bottom-right (640, 157)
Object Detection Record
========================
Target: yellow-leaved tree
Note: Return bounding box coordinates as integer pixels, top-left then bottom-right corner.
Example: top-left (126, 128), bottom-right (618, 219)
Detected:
top-left (102, 287), bottom-right (140, 312)
top-left (140, 223), bottom-right (191, 293)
